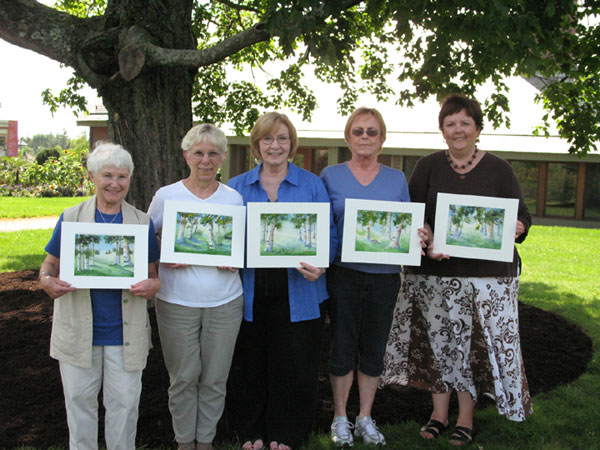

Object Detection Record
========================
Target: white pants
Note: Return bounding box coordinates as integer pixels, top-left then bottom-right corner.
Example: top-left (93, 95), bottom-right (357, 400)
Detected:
top-left (59, 346), bottom-right (143, 450)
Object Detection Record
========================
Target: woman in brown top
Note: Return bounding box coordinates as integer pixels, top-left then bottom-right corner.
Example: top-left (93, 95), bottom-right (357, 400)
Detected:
top-left (381, 94), bottom-right (532, 446)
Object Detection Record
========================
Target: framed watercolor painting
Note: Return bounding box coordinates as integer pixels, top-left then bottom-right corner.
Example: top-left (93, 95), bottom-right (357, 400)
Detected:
top-left (246, 202), bottom-right (330, 268)
top-left (160, 200), bottom-right (246, 267)
top-left (60, 222), bottom-right (149, 288)
top-left (341, 198), bottom-right (425, 266)
top-left (433, 193), bottom-right (519, 262)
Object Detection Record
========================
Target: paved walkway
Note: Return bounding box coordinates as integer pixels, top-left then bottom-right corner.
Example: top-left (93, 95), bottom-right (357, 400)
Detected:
top-left (0, 216), bottom-right (58, 232)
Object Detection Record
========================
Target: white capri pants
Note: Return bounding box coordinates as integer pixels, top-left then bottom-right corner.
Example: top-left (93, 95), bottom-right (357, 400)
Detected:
top-left (59, 345), bottom-right (142, 450)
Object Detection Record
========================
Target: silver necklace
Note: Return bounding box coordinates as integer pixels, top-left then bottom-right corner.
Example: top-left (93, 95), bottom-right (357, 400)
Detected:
top-left (98, 209), bottom-right (120, 224)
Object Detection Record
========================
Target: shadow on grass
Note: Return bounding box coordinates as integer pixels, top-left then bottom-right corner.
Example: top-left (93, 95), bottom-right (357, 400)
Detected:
top-left (0, 254), bottom-right (45, 273)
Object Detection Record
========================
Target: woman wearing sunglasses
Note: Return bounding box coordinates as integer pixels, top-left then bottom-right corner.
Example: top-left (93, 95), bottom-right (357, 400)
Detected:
top-left (320, 107), bottom-right (410, 447)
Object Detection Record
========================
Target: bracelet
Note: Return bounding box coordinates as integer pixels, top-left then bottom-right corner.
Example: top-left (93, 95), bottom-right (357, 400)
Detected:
top-left (40, 271), bottom-right (52, 280)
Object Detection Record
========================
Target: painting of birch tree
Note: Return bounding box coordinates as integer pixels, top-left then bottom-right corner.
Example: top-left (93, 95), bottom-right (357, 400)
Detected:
top-left (173, 212), bottom-right (233, 256)
top-left (354, 210), bottom-right (412, 253)
top-left (259, 213), bottom-right (318, 256)
top-left (446, 205), bottom-right (504, 249)
top-left (73, 234), bottom-right (136, 277)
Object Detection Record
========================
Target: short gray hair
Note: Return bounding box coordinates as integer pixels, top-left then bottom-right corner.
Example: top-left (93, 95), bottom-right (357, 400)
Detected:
top-left (87, 141), bottom-right (134, 175)
top-left (181, 124), bottom-right (228, 155)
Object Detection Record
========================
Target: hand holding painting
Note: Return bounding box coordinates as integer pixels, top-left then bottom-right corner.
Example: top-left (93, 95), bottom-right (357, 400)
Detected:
top-left (129, 268), bottom-right (160, 300)
top-left (129, 278), bottom-right (160, 300)
top-left (515, 220), bottom-right (526, 239)
top-left (39, 262), bottom-right (76, 299)
top-left (297, 261), bottom-right (325, 281)
top-left (162, 262), bottom-right (190, 269)
top-left (420, 222), bottom-right (450, 262)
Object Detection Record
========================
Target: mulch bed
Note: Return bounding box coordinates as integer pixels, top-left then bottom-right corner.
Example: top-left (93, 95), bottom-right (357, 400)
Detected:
top-left (0, 270), bottom-right (593, 448)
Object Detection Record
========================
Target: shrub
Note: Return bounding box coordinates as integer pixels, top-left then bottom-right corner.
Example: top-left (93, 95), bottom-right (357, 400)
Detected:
top-left (0, 157), bottom-right (26, 185)
top-left (35, 148), bottom-right (61, 165)
top-left (1, 137), bottom-right (94, 198)
top-left (16, 149), bottom-right (93, 197)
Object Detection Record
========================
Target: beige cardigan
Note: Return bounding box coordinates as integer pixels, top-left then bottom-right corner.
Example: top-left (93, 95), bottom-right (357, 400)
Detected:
top-left (49, 196), bottom-right (152, 370)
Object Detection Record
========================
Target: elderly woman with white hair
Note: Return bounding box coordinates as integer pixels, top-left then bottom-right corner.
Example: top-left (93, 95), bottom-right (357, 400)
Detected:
top-left (147, 124), bottom-right (244, 450)
top-left (39, 141), bottom-right (161, 450)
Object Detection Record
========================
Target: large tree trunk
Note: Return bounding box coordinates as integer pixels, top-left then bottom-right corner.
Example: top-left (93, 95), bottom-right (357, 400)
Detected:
top-left (0, 0), bottom-right (273, 211)
top-left (101, 66), bottom-right (194, 211)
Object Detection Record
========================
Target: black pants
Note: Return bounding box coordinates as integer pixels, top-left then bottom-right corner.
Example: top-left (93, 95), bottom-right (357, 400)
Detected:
top-left (226, 268), bottom-right (325, 447)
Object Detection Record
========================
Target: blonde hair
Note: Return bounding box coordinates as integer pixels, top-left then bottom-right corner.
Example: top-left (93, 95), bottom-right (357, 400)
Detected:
top-left (250, 112), bottom-right (299, 160)
top-left (343, 107), bottom-right (387, 143)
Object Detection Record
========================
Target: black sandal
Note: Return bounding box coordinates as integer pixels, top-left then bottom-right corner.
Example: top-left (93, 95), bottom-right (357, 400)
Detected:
top-left (419, 419), bottom-right (448, 439)
top-left (449, 426), bottom-right (474, 446)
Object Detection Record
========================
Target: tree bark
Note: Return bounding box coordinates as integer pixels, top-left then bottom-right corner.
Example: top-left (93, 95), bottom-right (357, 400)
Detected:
top-left (1, 0), bottom-right (200, 210)
top-left (100, 65), bottom-right (194, 210)
top-left (0, 0), bottom-right (377, 210)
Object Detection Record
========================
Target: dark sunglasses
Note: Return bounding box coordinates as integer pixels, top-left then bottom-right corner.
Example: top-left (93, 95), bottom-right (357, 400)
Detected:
top-left (351, 128), bottom-right (379, 137)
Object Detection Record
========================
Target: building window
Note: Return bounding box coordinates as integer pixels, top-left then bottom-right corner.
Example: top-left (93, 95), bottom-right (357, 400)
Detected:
top-left (403, 156), bottom-right (420, 179)
top-left (545, 162), bottom-right (578, 217)
top-left (510, 161), bottom-right (539, 215)
top-left (583, 163), bottom-right (600, 220)
top-left (293, 149), bottom-right (308, 172)
top-left (228, 145), bottom-right (255, 178)
top-left (313, 149), bottom-right (329, 175)
top-left (378, 154), bottom-right (403, 170)
top-left (293, 148), bottom-right (330, 175)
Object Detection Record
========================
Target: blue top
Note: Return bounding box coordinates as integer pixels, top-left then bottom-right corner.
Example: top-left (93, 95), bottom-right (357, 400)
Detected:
top-left (45, 210), bottom-right (160, 345)
top-left (228, 162), bottom-right (338, 322)
top-left (320, 162), bottom-right (411, 274)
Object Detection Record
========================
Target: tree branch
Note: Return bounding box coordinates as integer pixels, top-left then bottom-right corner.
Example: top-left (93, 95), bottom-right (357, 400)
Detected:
top-left (118, 24), bottom-right (270, 80)
top-left (116, 0), bottom-right (365, 79)
top-left (0, 0), bottom-right (97, 69)
top-left (215, 0), bottom-right (261, 14)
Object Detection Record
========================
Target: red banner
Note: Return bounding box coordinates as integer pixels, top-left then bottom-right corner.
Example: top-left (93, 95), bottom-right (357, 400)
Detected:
top-left (7, 121), bottom-right (18, 157)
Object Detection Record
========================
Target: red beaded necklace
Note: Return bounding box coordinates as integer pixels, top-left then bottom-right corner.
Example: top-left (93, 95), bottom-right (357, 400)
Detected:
top-left (446, 147), bottom-right (478, 170)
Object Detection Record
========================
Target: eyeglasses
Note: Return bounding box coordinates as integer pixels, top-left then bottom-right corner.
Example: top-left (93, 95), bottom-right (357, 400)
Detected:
top-left (351, 128), bottom-right (379, 137)
top-left (261, 135), bottom-right (290, 146)
top-left (189, 150), bottom-right (221, 160)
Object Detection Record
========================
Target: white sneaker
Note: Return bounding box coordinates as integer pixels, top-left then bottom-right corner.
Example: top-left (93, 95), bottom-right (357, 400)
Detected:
top-left (331, 416), bottom-right (354, 447)
top-left (354, 416), bottom-right (386, 446)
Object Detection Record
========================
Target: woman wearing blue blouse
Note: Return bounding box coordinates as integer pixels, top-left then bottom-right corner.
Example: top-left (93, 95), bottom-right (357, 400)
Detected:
top-left (38, 142), bottom-right (161, 450)
top-left (320, 107), bottom-right (410, 447)
top-left (226, 112), bottom-right (338, 450)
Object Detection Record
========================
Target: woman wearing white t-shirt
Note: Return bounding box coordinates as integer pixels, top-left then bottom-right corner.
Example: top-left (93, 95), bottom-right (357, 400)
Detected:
top-left (148, 124), bottom-right (244, 450)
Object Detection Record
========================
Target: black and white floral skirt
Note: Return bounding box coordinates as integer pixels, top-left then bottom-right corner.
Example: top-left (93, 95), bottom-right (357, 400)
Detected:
top-left (381, 274), bottom-right (532, 421)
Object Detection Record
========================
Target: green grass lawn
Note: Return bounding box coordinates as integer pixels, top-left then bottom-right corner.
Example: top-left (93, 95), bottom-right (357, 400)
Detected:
top-left (0, 229), bottom-right (53, 272)
top-left (0, 224), bottom-right (598, 449)
top-left (298, 226), bottom-right (600, 450)
top-left (0, 196), bottom-right (90, 219)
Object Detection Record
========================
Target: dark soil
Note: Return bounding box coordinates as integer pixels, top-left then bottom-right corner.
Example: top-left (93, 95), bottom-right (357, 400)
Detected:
top-left (0, 270), bottom-right (593, 449)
